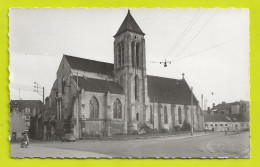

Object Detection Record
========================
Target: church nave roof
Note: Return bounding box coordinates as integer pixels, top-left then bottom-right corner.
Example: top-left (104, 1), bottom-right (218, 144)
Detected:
top-left (73, 76), bottom-right (124, 95)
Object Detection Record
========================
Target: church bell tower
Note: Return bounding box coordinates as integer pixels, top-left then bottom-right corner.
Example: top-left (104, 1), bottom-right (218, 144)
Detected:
top-left (113, 10), bottom-right (149, 130)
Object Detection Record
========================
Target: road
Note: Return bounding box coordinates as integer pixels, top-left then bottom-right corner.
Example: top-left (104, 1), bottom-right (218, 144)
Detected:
top-left (11, 131), bottom-right (250, 158)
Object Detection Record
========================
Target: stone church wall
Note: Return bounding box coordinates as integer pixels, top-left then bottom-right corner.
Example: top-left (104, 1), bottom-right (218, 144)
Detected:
top-left (148, 103), bottom-right (203, 131)
top-left (77, 90), bottom-right (126, 137)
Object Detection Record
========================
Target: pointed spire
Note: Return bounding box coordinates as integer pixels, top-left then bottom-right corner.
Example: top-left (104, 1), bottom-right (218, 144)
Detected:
top-left (114, 10), bottom-right (145, 37)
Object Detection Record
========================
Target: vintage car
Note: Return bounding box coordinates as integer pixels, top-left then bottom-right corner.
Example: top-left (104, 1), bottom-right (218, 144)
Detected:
top-left (61, 133), bottom-right (76, 142)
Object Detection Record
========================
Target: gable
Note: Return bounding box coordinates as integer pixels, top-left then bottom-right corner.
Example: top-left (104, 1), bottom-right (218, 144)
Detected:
top-left (65, 55), bottom-right (114, 76)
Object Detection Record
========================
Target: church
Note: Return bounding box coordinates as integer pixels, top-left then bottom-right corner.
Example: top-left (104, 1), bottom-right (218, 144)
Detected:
top-left (43, 10), bottom-right (204, 140)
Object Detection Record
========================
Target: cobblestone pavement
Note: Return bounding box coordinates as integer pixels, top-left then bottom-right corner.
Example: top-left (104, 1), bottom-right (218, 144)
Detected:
top-left (205, 131), bottom-right (250, 158)
top-left (11, 131), bottom-right (249, 158)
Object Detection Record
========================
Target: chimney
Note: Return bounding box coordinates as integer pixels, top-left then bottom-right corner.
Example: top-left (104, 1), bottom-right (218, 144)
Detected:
top-left (213, 103), bottom-right (215, 108)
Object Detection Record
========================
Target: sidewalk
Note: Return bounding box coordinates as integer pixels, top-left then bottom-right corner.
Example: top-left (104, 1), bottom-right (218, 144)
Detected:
top-left (11, 144), bottom-right (110, 158)
top-left (74, 131), bottom-right (216, 143)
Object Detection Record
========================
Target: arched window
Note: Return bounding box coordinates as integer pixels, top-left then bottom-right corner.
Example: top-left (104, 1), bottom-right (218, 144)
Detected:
top-left (131, 41), bottom-right (135, 67)
top-left (113, 98), bottom-right (122, 119)
top-left (136, 112), bottom-right (139, 121)
top-left (164, 106), bottom-right (168, 124)
top-left (184, 106), bottom-right (188, 121)
top-left (118, 43), bottom-right (121, 68)
top-left (135, 75), bottom-right (139, 100)
top-left (121, 42), bottom-right (124, 66)
top-left (62, 78), bottom-right (66, 94)
top-left (150, 105), bottom-right (153, 124)
top-left (178, 106), bottom-right (182, 124)
top-left (171, 104), bottom-right (176, 127)
top-left (158, 103), bottom-right (162, 128)
top-left (136, 43), bottom-right (140, 67)
top-left (89, 97), bottom-right (99, 118)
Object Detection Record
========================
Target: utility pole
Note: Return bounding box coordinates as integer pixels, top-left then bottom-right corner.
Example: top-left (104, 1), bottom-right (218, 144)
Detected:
top-left (153, 98), bottom-right (155, 129)
top-left (191, 86), bottom-right (194, 136)
top-left (76, 72), bottom-right (80, 139)
top-left (19, 88), bottom-right (20, 100)
top-left (43, 87), bottom-right (45, 105)
top-left (201, 94), bottom-right (203, 111)
top-left (34, 82), bottom-right (45, 105)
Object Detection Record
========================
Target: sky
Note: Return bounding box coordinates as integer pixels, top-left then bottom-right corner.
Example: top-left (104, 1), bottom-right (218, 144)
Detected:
top-left (9, 8), bottom-right (249, 109)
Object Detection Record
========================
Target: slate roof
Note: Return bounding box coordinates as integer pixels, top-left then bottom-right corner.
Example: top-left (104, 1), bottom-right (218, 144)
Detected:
top-left (10, 100), bottom-right (43, 112)
top-left (64, 55), bottom-right (199, 105)
top-left (52, 79), bottom-right (58, 90)
top-left (114, 10), bottom-right (145, 37)
top-left (73, 76), bottom-right (124, 95)
top-left (65, 55), bottom-right (114, 76)
top-left (147, 75), bottom-right (199, 105)
top-left (204, 114), bottom-right (249, 122)
top-left (212, 102), bottom-right (234, 111)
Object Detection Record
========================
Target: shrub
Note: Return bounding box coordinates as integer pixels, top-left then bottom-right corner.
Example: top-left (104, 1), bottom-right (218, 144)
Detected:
top-left (174, 125), bottom-right (181, 132)
top-left (131, 130), bottom-right (138, 135)
top-left (159, 128), bottom-right (169, 133)
top-left (140, 124), bottom-right (154, 134)
top-left (180, 120), bottom-right (191, 131)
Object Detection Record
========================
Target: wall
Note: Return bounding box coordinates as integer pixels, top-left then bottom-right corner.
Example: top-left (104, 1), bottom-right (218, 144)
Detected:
top-left (114, 31), bottom-right (149, 129)
top-left (231, 104), bottom-right (240, 114)
top-left (10, 110), bottom-right (25, 141)
top-left (148, 103), bottom-right (203, 131)
top-left (75, 90), bottom-right (126, 137)
top-left (205, 121), bottom-right (249, 131)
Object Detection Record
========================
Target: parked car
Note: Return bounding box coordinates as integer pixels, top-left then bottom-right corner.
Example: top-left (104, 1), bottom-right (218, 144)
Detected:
top-left (61, 134), bottom-right (76, 142)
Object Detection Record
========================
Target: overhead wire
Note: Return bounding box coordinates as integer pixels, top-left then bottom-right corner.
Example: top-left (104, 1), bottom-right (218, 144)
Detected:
top-left (165, 9), bottom-right (202, 59)
top-left (172, 38), bottom-right (237, 62)
top-left (147, 37), bottom-right (235, 65)
top-left (143, 10), bottom-right (170, 30)
top-left (173, 11), bottom-right (217, 60)
top-left (10, 82), bottom-right (51, 91)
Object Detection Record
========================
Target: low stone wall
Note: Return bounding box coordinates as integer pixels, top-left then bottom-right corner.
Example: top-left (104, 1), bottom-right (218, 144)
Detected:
top-left (109, 120), bottom-right (125, 135)
top-left (81, 120), bottom-right (102, 137)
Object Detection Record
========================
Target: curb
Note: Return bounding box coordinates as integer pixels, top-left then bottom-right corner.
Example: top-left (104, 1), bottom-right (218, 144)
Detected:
top-left (100, 132), bottom-right (215, 143)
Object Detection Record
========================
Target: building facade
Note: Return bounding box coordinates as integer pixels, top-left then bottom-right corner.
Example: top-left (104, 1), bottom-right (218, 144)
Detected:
top-left (10, 100), bottom-right (43, 141)
top-left (206, 101), bottom-right (250, 119)
top-left (204, 114), bottom-right (249, 132)
top-left (43, 10), bottom-right (204, 140)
